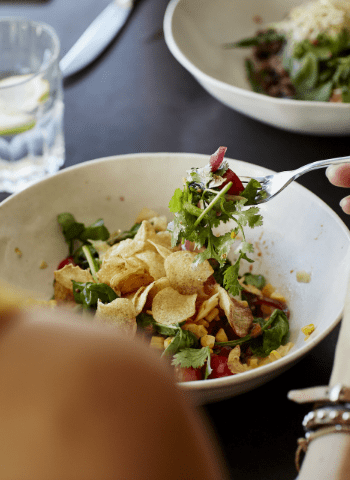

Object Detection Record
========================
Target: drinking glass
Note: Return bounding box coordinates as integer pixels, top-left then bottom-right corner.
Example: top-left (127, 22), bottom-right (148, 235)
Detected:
top-left (0, 18), bottom-right (65, 193)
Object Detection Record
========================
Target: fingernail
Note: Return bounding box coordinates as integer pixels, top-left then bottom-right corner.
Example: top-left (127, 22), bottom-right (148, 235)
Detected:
top-left (326, 165), bottom-right (337, 181)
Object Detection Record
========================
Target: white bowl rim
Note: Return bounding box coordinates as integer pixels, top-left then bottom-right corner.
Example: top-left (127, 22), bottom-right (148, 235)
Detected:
top-left (2, 151), bottom-right (350, 392)
top-left (163, 0), bottom-right (350, 110)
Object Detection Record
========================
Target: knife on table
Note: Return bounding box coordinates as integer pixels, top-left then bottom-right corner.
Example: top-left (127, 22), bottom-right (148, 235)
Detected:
top-left (59, 0), bottom-right (135, 78)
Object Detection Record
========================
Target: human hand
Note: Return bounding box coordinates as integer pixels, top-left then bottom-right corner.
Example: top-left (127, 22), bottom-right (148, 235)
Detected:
top-left (326, 164), bottom-right (350, 214)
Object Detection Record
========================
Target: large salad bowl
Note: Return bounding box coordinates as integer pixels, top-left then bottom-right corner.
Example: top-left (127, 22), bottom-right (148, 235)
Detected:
top-left (0, 152), bottom-right (349, 403)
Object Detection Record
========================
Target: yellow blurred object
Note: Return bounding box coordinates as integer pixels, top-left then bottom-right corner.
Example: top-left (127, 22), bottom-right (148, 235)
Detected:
top-left (302, 323), bottom-right (315, 340)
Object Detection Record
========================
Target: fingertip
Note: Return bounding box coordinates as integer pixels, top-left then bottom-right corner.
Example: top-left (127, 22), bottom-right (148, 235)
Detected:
top-left (326, 163), bottom-right (350, 187)
top-left (340, 196), bottom-right (350, 214)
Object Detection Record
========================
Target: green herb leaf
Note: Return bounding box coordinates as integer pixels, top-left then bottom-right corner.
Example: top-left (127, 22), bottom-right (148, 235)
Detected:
top-left (169, 155), bottom-right (263, 296)
top-left (57, 213), bottom-right (85, 255)
top-left (169, 188), bottom-right (184, 213)
top-left (136, 313), bottom-right (181, 337)
top-left (163, 328), bottom-right (198, 357)
top-left (225, 29), bottom-right (285, 49)
top-left (72, 281), bottom-right (118, 310)
top-left (79, 219), bottom-right (110, 242)
top-left (108, 222), bottom-right (141, 245)
top-left (172, 346), bottom-right (211, 372)
top-left (250, 309), bottom-right (289, 357)
top-left (243, 272), bottom-right (266, 289)
top-left (292, 52), bottom-right (319, 94)
top-left (215, 309), bottom-right (289, 355)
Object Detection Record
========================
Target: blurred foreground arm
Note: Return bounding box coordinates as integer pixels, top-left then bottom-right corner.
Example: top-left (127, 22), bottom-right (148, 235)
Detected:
top-left (0, 306), bottom-right (228, 480)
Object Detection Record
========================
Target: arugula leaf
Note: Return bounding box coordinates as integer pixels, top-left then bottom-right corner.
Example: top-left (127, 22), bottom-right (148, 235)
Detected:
top-left (243, 272), bottom-right (266, 289)
top-left (72, 281), bottom-right (118, 310)
top-left (172, 347), bottom-right (212, 379)
top-left (57, 213), bottom-right (85, 255)
top-left (250, 309), bottom-right (289, 357)
top-left (136, 313), bottom-right (180, 336)
top-left (73, 243), bottom-right (100, 270)
top-left (58, 213), bottom-right (111, 258)
top-left (136, 313), bottom-right (198, 356)
top-left (224, 29), bottom-right (285, 49)
top-left (215, 309), bottom-right (289, 357)
top-left (79, 219), bottom-right (110, 242)
top-left (108, 222), bottom-right (141, 245)
top-left (300, 80), bottom-right (333, 101)
top-left (245, 59), bottom-right (266, 94)
top-left (292, 52), bottom-right (319, 95)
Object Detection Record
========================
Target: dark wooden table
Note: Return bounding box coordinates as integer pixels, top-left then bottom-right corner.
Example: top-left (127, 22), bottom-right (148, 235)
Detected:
top-left (1, 1), bottom-right (349, 478)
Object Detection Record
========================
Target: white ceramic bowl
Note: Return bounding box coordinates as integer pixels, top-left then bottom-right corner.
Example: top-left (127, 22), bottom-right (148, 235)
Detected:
top-left (163, 0), bottom-right (350, 135)
top-left (0, 152), bottom-right (349, 404)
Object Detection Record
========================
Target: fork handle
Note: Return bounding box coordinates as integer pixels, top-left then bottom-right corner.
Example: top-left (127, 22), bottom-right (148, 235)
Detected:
top-left (293, 155), bottom-right (350, 180)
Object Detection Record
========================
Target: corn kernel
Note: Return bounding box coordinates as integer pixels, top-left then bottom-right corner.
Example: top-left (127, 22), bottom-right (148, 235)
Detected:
top-left (269, 350), bottom-right (282, 360)
top-left (201, 334), bottom-right (215, 348)
top-left (270, 291), bottom-right (286, 303)
top-left (302, 324), bottom-right (315, 337)
top-left (261, 283), bottom-right (275, 297)
top-left (206, 307), bottom-right (219, 322)
top-left (150, 336), bottom-right (165, 350)
top-left (197, 318), bottom-right (209, 328)
top-left (247, 357), bottom-right (259, 368)
top-left (182, 323), bottom-right (208, 338)
top-left (215, 328), bottom-right (228, 343)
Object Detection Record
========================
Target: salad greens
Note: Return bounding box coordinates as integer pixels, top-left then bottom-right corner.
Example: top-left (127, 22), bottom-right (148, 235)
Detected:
top-left (72, 281), bottom-right (118, 310)
top-left (172, 347), bottom-right (212, 379)
top-left (55, 149), bottom-right (291, 381)
top-left (109, 222), bottom-right (141, 245)
top-left (136, 313), bottom-right (198, 356)
top-left (215, 309), bottom-right (289, 357)
top-left (229, 26), bottom-right (350, 102)
top-left (168, 163), bottom-right (264, 297)
top-left (57, 213), bottom-right (110, 256)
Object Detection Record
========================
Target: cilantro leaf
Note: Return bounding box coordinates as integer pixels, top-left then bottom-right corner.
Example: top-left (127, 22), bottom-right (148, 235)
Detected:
top-left (172, 346), bottom-right (212, 379)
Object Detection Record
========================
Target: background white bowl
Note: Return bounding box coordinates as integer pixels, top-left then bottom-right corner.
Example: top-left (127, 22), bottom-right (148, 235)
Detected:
top-left (163, 0), bottom-right (350, 136)
top-left (1, 152), bottom-right (349, 404)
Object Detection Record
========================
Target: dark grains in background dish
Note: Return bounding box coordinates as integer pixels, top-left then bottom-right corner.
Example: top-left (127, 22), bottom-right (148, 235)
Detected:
top-left (249, 30), bottom-right (296, 98)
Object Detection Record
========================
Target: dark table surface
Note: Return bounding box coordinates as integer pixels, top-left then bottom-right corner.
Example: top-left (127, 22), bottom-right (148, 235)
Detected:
top-left (1, 1), bottom-right (349, 478)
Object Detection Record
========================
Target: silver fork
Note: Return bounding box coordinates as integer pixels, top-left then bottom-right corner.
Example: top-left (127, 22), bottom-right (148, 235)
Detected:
top-left (239, 155), bottom-right (350, 204)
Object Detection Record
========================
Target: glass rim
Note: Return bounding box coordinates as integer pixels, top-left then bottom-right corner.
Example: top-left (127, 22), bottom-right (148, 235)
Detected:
top-left (0, 17), bottom-right (61, 90)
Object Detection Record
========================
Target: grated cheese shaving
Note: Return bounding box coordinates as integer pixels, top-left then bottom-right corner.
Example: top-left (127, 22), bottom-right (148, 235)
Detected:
top-left (274, 0), bottom-right (350, 41)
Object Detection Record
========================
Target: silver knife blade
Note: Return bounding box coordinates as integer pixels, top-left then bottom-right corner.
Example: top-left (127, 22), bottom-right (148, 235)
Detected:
top-left (60, 0), bottom-right (135, 78)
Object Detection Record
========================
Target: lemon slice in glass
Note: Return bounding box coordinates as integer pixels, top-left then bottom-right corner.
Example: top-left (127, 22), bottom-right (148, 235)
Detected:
top-left (0, 74), bottom-right (50, 136)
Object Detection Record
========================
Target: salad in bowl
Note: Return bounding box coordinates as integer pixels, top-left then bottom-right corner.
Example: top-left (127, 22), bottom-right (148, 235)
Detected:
top-left (52, 148), bottom-right (293, 382)
top-left (227, 0), bottom-right (350, 102)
